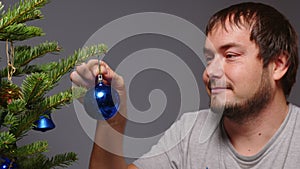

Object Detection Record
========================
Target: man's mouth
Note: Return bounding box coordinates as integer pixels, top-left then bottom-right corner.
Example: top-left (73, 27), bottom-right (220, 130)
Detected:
top-left (210, 87), bottom-right (229, 93)
top-left (207, 79), bottom-right (233, 94)
top-left (208, 85), bottom-right (233, 94)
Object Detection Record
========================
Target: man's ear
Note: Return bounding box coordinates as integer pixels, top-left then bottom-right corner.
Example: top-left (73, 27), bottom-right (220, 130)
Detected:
top-left (272, 52), bottom-right (289, 80)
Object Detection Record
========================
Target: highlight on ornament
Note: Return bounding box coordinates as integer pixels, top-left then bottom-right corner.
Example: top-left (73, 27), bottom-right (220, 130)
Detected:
top-left (0, 157), bottom-right (17, 169)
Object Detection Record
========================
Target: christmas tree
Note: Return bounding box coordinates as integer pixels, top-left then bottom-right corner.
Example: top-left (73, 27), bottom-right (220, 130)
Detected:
top-left (0, 0), bottom-right (107, 168)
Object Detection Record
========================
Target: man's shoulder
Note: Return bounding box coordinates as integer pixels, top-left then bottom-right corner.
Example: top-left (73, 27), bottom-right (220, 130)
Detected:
top-left (289, 103), bottom-right (300, 125)
top-left (181, 108), bottom-right (211, 117)
top-left (176, 109), bottom-right (212, 135)
top-left (289, 103), bottom-right (300, 121)
top-left (180, 109), bottom-right (211, 124)
top-left (290, 103), bottom-right (300, 112)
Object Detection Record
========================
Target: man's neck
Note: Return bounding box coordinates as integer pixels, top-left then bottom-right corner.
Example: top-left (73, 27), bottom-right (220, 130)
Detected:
top-left (222, 93), bottom-right (289, 156)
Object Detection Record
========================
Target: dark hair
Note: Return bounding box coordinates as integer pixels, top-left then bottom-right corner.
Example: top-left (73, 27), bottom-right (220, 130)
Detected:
top-left (206, 2), bottom-right (299, 96)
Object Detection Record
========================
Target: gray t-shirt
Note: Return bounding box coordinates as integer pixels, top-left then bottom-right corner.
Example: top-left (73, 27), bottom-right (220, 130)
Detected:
top-left (134, 104), bottom-right (300, 169)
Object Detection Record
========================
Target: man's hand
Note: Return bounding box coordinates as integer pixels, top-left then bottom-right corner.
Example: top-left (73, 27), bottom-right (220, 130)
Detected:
top-left (70, 59), bottom-right (127, 118)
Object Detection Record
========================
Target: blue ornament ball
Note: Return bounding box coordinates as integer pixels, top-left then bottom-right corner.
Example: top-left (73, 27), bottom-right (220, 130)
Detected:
top-left (0, 157), bottom-right (16, 169)
top-left (84, 82), bottom-right (120, 120)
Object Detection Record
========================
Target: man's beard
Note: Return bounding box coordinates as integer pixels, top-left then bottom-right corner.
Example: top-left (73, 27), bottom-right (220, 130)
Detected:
top-left (209, 69), bottom-right (273, 124)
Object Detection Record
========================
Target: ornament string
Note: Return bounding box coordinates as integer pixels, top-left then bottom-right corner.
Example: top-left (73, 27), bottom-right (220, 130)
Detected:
top-left (97, 55), bottom-right (103, 84)
top-left (6, 40), bottom-right (16, 82)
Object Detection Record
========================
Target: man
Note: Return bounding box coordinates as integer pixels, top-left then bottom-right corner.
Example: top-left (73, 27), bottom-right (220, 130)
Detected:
top-left (70, 2), bottom-right (299, 169)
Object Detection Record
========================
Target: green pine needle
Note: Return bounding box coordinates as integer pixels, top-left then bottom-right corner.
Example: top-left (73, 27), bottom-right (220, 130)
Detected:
top-left (3, 112), bottom-right (18, 130)
top-left (0, 131), bottom-right (16, 149)
top-left (47, 43), bottom-right (108, 84)
top-left (40, 89), bottom-right (73, 111)
top-left (16, 9), bottom-right (43, 23)
top-left (10, 110), bottom-right (39, 138)
top-left (0, 41), bottom-right (60, 77)
top-left (0, 23), bottom-right (44, 41)
top-left (12, 140), bottom-right (48, 157)
top-left (0, 0), bottom-right (48, 31)
top-left (7, 99), bottom-right (26, 115)
top-left (14, 41), bottom-right (60, 67)
top-left (22, 73), bottom-right (52, 106)
top-left (42, 152), bottom-right (78, 169)
top-left (17, 153), bottom-right (47, 169)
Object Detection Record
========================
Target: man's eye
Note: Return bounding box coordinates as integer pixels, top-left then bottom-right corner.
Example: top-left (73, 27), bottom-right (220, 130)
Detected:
top-left (225, 53), bottom-right (239, 60)
top-left (205, 55), bottom-right (214, 64)
top-left (226, 54), bottom-right (234, 58)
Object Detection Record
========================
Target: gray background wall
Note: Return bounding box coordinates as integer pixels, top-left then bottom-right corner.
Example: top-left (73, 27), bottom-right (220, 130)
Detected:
top-left (1, 0), bottom-right (299, 168)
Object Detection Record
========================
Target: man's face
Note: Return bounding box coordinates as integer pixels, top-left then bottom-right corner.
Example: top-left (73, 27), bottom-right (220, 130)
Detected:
top-left (202, 23), bottom-right (274, 122)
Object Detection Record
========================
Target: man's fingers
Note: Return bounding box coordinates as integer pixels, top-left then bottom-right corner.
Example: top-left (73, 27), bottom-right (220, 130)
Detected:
top-left (75, 63), bottom-right (95, 82)
top-left (70, 59), bottom-right (124, 91)
top-left (70, 71), bottom-right (93, 88)
top-left (86, 59), bottom-right (109, 78)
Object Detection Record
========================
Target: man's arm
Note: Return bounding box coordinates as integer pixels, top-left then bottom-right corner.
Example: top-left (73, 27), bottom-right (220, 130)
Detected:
top-left (128, 164), bottom-right (139, 169)
top-left (88, 115), bottom-right (127, 168)
top-left (71, 60), bottom-right (136, 169)
top-left (89, 140), bottom-right (138, 169)
top-left (88, 112), bottom-right (138, 169)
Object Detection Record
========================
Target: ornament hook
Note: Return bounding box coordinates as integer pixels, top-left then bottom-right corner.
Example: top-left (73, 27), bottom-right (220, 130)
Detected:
top-left (97, 55), bottom-right (103, 84)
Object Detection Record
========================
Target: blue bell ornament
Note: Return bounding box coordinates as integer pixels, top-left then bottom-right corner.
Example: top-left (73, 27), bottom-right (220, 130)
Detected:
top-left (33, 110), bottom-right (55, 132)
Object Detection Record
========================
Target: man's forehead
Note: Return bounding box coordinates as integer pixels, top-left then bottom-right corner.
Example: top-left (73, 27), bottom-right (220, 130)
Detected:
top-left (204, 21), bottom-right (253, 51)
top-left (208, 15), bottom-right (253, 36)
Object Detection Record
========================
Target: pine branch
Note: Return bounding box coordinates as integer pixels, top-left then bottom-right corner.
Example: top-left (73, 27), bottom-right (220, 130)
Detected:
top-left (40, 89), bottom-right (73, 111)
top-left (0, 41), bottom-right (61, 77)
top-left (0, 65), bottom-right (44, 77)
top-left (12, 141), bottom-right (48, 157)
top-left (18, 153), bottom-right (47, 169)
top-left (0, 0), bottom-right (48, 31)
top-left (42, 152), bottom-right (78, 169)
top-left (10, 109), bottom-right (40, 138)
top-left (0, 131), bottom-right (16, 149)
top-left (6, 99), bottom-right (26, 115)
top-left (2, 112), bottom-right (18, 131)
top-left (19, 65), bottom-right (43, 74)
top-left (0, 23), bottom-right (44, 41)
top-left (18, 152), bottom-right (77, 169)
top-left (17, 9), bottom-right (43, 23)
top-left (48, 43), bottom-right (108, 84)
top-left (22, 73), bottom-right (52, 106)
top-left (14, 41), bottom-right (60, 67)
top-left (10, 88), bottom-right (86, 138)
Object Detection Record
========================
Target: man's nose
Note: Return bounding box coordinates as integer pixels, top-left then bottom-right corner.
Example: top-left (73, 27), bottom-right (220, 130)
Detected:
top-left (206, 56), bottom-right (224, 78)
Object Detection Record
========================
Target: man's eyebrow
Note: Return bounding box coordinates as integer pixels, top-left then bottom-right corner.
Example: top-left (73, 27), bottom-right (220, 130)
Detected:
top-left (203, 47), bottom-right (213, 54)
top-left (203, 42), bottom-right (243, 54)
top-left (219, 42), bottom-right (243, 50)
